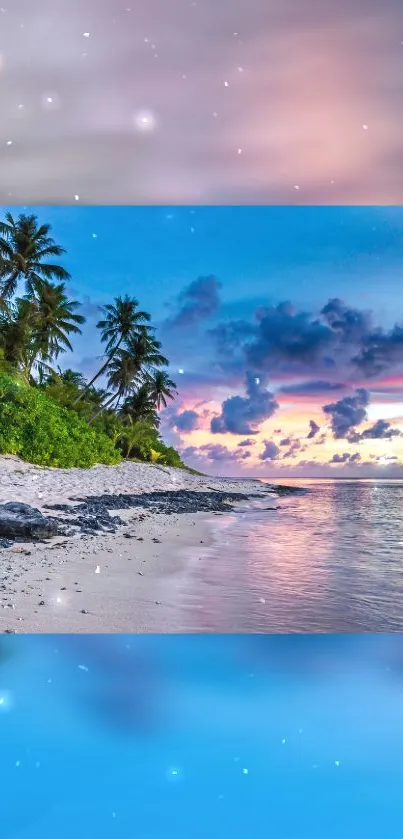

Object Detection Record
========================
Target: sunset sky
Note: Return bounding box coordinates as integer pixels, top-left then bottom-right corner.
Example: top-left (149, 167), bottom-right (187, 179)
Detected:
top-left (1, 0), bottom-right (403, 204)
top-left (4, 204), bottom-right (403, 477)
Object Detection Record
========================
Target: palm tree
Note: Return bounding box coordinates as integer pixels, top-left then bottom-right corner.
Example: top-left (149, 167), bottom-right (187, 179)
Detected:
top-left (31, 282), bottom-right (85, 370)
top-left (119, 383), bottom-right (159, 427)
top-left (147, 369), bottom-right (177, 410)
top-left (58, 368), bottom-right (87, 389)
top-left (88, 333), bottom-right (168, 423)
top-left (0, 213), bottom-right (70, 299)
top-left (73, 295), bottom-right (151, 404)
top-left (0, 284), bottom-right (84, 379)
top-left (0, 297), bottom-right (36, 376)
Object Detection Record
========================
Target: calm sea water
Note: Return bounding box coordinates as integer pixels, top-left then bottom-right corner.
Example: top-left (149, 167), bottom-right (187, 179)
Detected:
top-left (175, 480), bottom-right (403, 632)
top-left (2, 634), bottom-right (403, 838)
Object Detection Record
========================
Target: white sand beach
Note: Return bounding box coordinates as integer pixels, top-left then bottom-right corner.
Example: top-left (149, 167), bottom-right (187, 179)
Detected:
top-left (0, 455), bottom-right (273, 633)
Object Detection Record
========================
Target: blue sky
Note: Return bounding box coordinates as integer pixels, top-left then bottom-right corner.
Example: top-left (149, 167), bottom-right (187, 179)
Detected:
top-left (12, 205), bottom-right (403, 323)
top-left (4, 205), bottom-right (403, 477)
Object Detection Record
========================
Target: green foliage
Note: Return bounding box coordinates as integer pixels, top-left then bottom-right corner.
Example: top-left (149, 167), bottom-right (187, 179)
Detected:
top-left (115, 420), bottom-right (183, 467)
top-left (147, 439), bottom-right (184, 468)
top-left (0, 375), bottom-right (120, 468)
top-left (0, 213), bottom-right (187, 472)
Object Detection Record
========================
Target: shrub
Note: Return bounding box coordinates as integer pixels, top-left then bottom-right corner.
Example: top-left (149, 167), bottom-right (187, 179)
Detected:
top-left (0, 374), bottom-right (120, 468)
top-left (117, 420), bottom-right (185, 467)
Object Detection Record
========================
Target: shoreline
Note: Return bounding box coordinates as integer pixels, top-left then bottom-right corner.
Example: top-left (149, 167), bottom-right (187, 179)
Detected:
top-left (0, 455), bottom-right (293, 633)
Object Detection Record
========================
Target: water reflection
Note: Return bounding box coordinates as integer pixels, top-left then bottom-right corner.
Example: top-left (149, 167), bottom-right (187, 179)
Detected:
top-left (178, 481), bottom-right (403, 632)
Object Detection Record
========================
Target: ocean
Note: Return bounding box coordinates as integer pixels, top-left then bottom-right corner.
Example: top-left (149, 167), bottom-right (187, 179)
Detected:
top-left (174, 479), bottom-right (403, 632)
top-left (1, 634), bottom-right (403, 838)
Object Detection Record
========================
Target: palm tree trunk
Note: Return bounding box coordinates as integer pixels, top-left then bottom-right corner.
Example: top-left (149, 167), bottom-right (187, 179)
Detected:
top-left (88, 390), bottom-right (120, 424)
top-left (73, 337), bottom-right (123, 405)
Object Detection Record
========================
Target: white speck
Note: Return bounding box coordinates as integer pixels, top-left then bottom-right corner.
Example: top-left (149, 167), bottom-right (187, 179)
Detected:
top-left (237, 148), bottom-right (242, 154)
top-left (18, 104), bottom-right (23, 109)
top-left (259, 597), bottom-right (266, 604)
top-left (237, 66), bottom-right (244, 72)
top-left (171, 769), bottom-right (178, 776)
top-left (282, 738), bottom-right (286, 744)
top-left (15, 760), bottom-right (20, 767)
top-left (95, 565), bottom-right (100, 574)
top-left (178, 368), bottom-right (184, 374)
top-left (294, 185), bottom-right (300, 190)
top-left (56, 597), bottom-right (62, 604)
top-left (78, 664), bottom-right (89, 672)
top-left (242, 767), bottom-right (248, 775)
top-left (334, 760), bottom-right (340, 767)
top-left (83, 32), bottom-right (90, 38)
top-left (6, 140), bottom-right (12, 146)
top-left (190, 226), bottom-right (195, 233)
top-left (133, 110), bottom-right (157, 132)
top-left (224, 80), bottom-right (229, 87)
top-left (74, 194), bottom-right (80, 201)
top-left (362, 124), bottom-right (368, 130)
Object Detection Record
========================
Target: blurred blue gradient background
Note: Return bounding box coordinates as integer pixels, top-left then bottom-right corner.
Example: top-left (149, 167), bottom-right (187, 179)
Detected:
top-left (1, 634), bottom-right (403, 838)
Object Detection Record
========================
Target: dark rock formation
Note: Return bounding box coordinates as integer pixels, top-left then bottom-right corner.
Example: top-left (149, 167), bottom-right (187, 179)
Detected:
top-left (0, 502), bottom-right (59, 541)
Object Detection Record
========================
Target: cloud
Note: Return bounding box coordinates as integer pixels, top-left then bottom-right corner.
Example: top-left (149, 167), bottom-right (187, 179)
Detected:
top-left (209, 297), bottom-right (403, 398)
top-left (260, 441), bottom-right (280, 461)
top-left (211, 372), bottom-right (278, 435)
top-left (279, 437), bottom-right (292, 447)
top-left (330, 452), bottom-right (361, 463)
top-left (179, 445), bottom-right (200, 460)
top-left (169, 276), bottom-right (222, 328)
top-left (170, 409), bottom-right (200, 431)
top-left (282, 440), bottom-right (302, 459)
top-left (245, 302), bottom-right (334, 372)
top-left (200, 443), bottom-right (251, 462)
top-left (307, 420), bottom-right (320, 439)
top-left (323, 388), bottom-right (370, 438)
top-left (347, 418), bottom-right (403, 442)
top-left (320, 298), bottom-right (372, 345)
top-left (238, 438), bottom-right (254, 447)
top-left (280, 380), bottom-right (345, 396)
top-left (353, 324), bottom-right (403, 377)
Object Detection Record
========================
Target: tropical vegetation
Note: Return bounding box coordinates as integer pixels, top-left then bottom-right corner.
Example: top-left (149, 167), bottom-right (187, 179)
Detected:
top-left (0, 212), bottom-right (186, 469)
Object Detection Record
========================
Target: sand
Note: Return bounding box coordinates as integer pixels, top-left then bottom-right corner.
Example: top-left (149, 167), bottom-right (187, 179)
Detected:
top-left (0, 455), bottom-right (269, 633)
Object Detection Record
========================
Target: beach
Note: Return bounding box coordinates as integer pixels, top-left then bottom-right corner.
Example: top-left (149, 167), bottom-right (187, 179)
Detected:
top-left (0, 455), bottom-right (278, 633)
